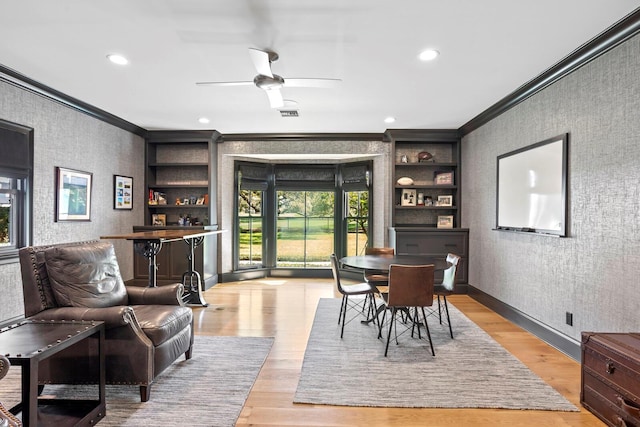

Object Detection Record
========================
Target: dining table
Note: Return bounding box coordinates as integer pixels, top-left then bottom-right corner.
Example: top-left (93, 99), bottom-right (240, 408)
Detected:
top-left (340, 254), bottom-right (446, 325)
top-left (340, 254), bottom-right (446, 272)
top-left (100, 228), bottom-right (226, 306)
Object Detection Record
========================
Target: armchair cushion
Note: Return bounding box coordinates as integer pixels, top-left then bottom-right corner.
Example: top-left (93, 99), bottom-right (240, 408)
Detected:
top-left (44, 242), bottom-right (128, 308)
top-left (132, 305), bottom-right (193, 346)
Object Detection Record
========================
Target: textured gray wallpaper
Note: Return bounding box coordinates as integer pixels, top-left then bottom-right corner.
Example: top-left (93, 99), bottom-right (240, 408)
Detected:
top-left (0, 80), bottom-right (145, 322)
top-left (217, 139), bottom-right (391, 273)
top-left (462, 34), bottom-right (640, 342)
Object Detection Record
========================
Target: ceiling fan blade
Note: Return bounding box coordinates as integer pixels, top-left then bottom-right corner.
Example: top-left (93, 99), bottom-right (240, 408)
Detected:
top-left (265, 88), bottom-right (284, 108)
top-left (249, 48), bottom-right (273, 77)
top-left (196, 81), bottom-right (253, 87)
top-left (283, 78), bottom-right (341, 88)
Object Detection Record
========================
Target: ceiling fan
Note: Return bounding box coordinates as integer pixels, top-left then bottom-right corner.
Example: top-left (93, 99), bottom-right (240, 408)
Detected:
top-left (196, 48), bottom-right (341, 109)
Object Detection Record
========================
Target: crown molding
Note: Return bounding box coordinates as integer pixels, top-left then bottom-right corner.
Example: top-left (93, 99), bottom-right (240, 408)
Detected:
top-left (460, 8), bottom-right (640, 136)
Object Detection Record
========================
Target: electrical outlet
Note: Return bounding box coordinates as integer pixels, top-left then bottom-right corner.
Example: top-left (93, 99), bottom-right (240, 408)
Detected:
top-left (566, 312), bottom-right (573, 326)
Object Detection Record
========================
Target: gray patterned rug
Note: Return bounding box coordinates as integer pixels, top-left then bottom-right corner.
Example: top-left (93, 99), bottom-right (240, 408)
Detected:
top-left (0, 335), bottom-right (273, 426)
top-left (294, 298), bottom-right (578, 411)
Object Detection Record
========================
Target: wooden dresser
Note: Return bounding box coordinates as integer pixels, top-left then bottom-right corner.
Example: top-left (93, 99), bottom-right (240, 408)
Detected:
top-left (581, 332), bottom-right (640, 426)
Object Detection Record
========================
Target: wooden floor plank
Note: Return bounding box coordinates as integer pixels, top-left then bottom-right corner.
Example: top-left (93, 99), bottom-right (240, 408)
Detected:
top-left (192, 278), bottom-right (601, 426)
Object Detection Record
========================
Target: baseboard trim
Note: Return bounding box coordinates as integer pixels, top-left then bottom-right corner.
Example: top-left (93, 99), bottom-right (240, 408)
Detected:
top-left (467, 285), bottom-right (580, 361)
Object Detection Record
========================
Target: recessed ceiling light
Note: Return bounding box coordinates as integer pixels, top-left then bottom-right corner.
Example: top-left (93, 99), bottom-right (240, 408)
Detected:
top-left (198, 117), bottom-right (210, 124)
top-left (418, 49), bottom-right (439, 61)
top-left (384, 116), bottom-right (396, 124)
top-left (107, 53), bottom-right (129, 65)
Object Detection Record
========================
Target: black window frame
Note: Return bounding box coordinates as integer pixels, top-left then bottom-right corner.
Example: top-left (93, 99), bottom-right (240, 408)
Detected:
top-left (0, 118), bottom-right (33, 264)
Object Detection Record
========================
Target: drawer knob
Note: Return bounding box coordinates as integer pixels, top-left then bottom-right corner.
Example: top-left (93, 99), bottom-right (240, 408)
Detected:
top-left (606, 360), bottom-right (616, 374)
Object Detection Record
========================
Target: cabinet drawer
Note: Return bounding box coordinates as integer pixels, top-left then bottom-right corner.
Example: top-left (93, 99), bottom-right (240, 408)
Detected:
top-left (394, 231), bottom-right (468, 256)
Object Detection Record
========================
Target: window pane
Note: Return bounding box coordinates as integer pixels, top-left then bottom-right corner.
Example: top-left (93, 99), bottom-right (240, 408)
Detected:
top-left (346, 191), bottom-right (369, 256)
top-left (238, 190), bottom-right (263, 268)
top-left (277, 191), bottom-right (334, 268)
top-left (0, 176), bottom-right (16, 248)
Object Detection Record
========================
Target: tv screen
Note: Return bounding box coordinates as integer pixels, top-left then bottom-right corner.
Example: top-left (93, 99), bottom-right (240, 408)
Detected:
top-left (496, 134), bottom-right (568, 236)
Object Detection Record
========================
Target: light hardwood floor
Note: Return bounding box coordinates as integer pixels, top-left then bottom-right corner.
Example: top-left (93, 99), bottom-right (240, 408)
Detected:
top-left (192, 278), bottom-right (603, 426)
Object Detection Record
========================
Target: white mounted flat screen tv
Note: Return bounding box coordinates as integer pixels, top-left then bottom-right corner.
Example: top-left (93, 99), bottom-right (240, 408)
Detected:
top-left (496, 134), bottom-right (568, 237)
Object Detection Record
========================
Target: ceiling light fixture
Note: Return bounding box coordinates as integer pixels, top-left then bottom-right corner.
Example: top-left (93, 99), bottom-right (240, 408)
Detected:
top-left (418, 49), bottom-right (439, 61)
top-left (107, 53), bottom-right (129, 65)
top-left (198, 117), bottom-right (210, 124)
top-left (384, 116), bottom-right (396, 124)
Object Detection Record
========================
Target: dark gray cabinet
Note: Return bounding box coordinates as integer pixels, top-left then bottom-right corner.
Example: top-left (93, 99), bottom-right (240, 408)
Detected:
top-left (390, 227), bottom-right (468, 284)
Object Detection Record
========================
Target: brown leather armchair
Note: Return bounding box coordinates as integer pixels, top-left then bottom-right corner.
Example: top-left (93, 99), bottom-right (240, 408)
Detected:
top-left (18, 240), bottom-right (194, 402)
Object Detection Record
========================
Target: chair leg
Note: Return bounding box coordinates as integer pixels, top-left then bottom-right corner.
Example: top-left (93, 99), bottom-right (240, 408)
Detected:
top-left (338, 295), bottom-right (346, 324)
top-left (384, 308), bottom-right (397, 357)
top-left (437, 295), bottom-right (443, 324)
top-left (140, 385), bottom-right (151, 402)
top-left (340, 295), bottom-right (348, 338)
top-left (412, 307), bottom-right (422, 339)
top-left (442, 295), bottom-right (453, 339)
top-left (420, 307), bottom-right (435, 357)
top-left (378, 308), bottom-right (387, 339)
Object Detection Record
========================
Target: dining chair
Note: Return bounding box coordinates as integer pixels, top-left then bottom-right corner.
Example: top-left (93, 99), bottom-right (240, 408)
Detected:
top-left (362, 247), bottom-right (394, 316)
top-left (363, 247), bottom-right (395, 288)
top-left (330, 254), bottom-right (378, 338)
top-left (432, 253), bottom-right (461, 339)
top-left (378, 263), bottom-right (435, 357)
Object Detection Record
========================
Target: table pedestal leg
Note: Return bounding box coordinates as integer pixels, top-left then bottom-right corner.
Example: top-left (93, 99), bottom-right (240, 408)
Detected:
top-left (133, 240), bottom-right (162, 287)
top-left (181, 237), bottom-right (209, 306)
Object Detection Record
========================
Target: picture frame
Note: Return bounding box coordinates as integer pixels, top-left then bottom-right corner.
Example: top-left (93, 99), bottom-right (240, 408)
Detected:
top-left (401, 189), bottom-right (417, 206)
top-left (437, 195), bottom-right (453, 207)
top-left (55, 167), bottom-right (92, 221)
top-left (434, 171), bottom-right (454, 185)
top-left (437, 215), bottom-right (454, 229)
top-left (151, 213), bottom-right (166, 226)
top-left (114, 175), bottom-right (133, 210)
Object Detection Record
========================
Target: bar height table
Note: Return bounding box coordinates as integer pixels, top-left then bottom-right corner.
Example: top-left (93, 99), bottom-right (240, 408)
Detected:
top-left (101, 229), bottom-right (225, 306)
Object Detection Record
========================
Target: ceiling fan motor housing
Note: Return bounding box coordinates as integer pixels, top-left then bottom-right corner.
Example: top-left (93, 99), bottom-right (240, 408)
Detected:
top-left (254, 74), bottom-right (285, 90)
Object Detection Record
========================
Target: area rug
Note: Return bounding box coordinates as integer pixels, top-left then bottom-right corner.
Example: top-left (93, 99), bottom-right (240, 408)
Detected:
top-left (294, 298), bottom-right (577, 411)
top-left (0, 335), bottom-right (274, 426)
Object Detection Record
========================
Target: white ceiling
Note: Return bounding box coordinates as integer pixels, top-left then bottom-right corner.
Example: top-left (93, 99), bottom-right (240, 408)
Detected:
top-left (1, 1), bottom-right (639, 134)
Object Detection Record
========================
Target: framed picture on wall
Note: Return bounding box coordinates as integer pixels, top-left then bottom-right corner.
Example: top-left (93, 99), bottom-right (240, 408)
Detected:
top-left (114, 175), bottom-right (133, 210)
top-left (55, 167), bottom-right (93, 221)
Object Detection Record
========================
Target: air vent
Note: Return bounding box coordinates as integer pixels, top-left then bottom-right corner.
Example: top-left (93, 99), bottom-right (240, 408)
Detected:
top-left (279, 110), bottom-right (299, 117)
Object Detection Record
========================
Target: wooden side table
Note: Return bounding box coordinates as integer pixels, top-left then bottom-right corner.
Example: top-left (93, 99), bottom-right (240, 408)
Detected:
top-left (0, 320), bottom-right (105, 427)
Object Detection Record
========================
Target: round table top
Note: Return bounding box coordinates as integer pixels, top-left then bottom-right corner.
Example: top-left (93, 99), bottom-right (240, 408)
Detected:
top-left (340, 254), bottom-right (444, 271)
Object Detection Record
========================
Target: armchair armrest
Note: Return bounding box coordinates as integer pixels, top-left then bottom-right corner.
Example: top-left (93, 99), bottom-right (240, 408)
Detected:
top-left (28, 306), bottom-right (135, 329)
top-left (126, 283), bottom-right (184, 306)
